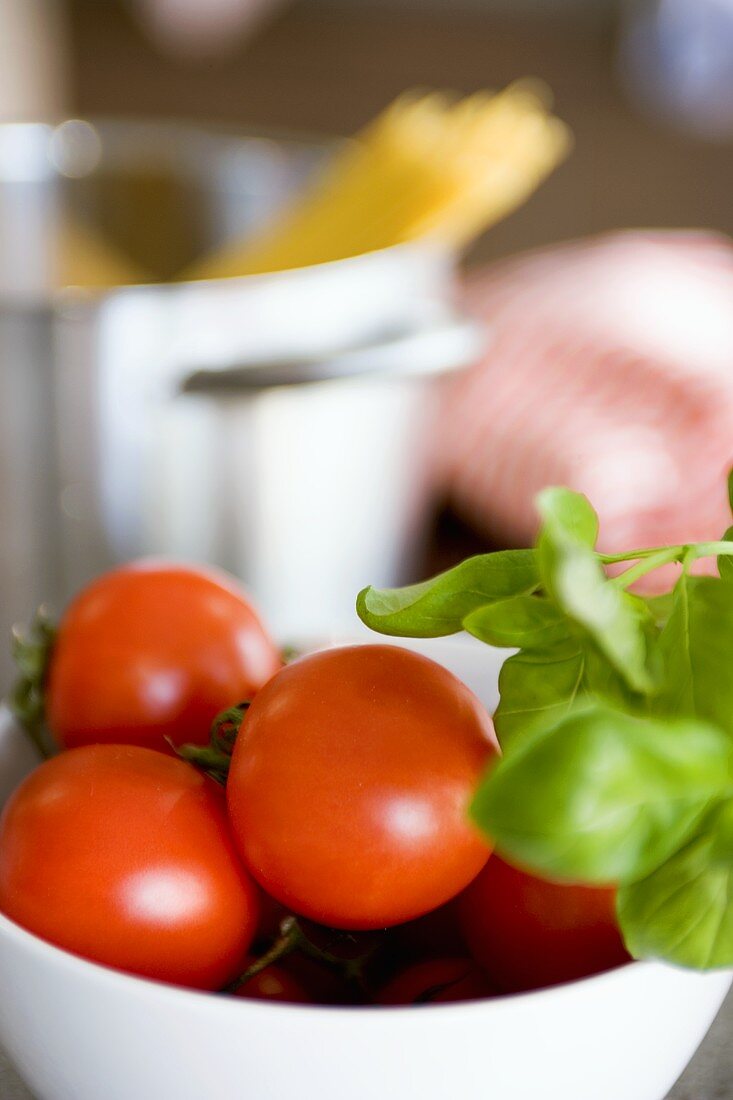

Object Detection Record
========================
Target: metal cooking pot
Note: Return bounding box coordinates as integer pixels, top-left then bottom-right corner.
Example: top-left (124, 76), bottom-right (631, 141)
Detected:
top-left (0, 118), bottom-right (481, 683)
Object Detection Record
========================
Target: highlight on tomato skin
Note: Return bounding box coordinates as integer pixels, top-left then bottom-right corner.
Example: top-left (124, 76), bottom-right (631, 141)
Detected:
top-left (44, 561), bottom-right (282, 754)
top-left (376, 957), bottom-right (495, 1006)
top-left (458, 855), bottom-right (630, 995)
top-left (0, 745), bottom-right (260, 992)
top-left (226, 644), bottom-right (498, 931)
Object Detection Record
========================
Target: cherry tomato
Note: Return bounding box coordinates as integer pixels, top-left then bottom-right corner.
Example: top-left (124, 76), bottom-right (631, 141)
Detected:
top-left (233, 959), bottom-right (312, 1004)
top-left (376, 957), bottom-right (494, 1005)
top-left (0, 745), bottom-right (259, 990)
top-left (46, 561), bottom-right (281, 752)
top-left (227, 645), bottom-right (497, 930)
top-left (458, 856), bottom-right (630, 994)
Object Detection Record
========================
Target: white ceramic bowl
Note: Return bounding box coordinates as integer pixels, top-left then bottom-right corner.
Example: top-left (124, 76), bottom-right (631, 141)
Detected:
top-left (0, 636), bottom-right (729, 1100)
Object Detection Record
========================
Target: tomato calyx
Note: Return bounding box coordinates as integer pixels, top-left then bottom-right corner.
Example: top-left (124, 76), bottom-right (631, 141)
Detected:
top-left (179, 646), bottom-right (297, 782)
top-left (10, 606), bottom-right (57, 760)
top-left (226, 915), bottom-right (384, 996)
top-left (173, 702), bottom-right (250, 784)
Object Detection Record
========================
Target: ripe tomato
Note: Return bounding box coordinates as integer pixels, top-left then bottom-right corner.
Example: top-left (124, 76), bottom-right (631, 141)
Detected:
top-left (234, 959), bottom-right (312, 1004)
top-left (376, 957), bottom-right (493, 1005)
top-left (0, 746), bottom-right (259, 990)
top-left (458, 856), bottom-right (629, 994)
top-left (46, 561), bottom-right (281, 752)
top-left (227, 645), bottom-right (497, 930)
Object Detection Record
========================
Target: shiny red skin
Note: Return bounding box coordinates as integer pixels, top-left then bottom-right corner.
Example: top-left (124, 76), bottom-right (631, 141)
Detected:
top-left (46, 561), bottom-right (281, 753)
top-left (458, 856), bottom-right (630, 994)
top-left (0, 746), bottom-right (259, 990)
top-left (377, 957), bottom-right (494, 1005)
top-left (234, 959), bottom-right (312, 1004)
top-left (227, 645), bottom-right (497, 930)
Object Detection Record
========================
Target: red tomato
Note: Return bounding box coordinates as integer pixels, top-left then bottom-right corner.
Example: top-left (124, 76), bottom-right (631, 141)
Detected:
top-left (46, 561), bottom-right (281, 752)
top-left (227, 645), bottom-right (496, 930)
top-left (458, 856), bottom-right (630, 994)
top-left (233, 959), bottom-right (312, 1004)
top-left (376, 957), bottom-right (494, 1005)
top-left (0, 746), bottom-right (259, 990)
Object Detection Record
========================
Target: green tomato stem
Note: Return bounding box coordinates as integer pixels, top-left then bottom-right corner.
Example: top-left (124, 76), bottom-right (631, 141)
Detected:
top-left (225, 916), bottom-right (303, 994)
top-left (172, 701), bottom-right (251, 783)
top-left (9, 609), bottom-right (57, 761)
top-left (171, 741), bottom-right (231, 784)
top-left (9, 686), bottom-right (52, 761)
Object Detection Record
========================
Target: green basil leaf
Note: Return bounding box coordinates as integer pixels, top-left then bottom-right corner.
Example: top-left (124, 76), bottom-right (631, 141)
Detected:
top-left (709, 800), bottom-right (733, 865)
top-left (642, 591), bottom-right (676, 629)
top-left (582, 641), bottom-right (644, 712)
top-left (464, 595), bottom-right (567, 650)
top-left (472, 702), bottom-right (733, 884)
top-left (554, 554), bottom-right (651, 691)
top-left (537, 490), bottom-right (652, 694)
top-left (656, 574), bottom-right (733, 737)
top-left (618, 810), bottom-right (733, 970)
top-left (492, 640), bottom-right (585, 748)
top-left (536, 487), bottom-right (599, 548)
top-left (493, 635), bottom-right (641, 749)
top-left (728, 468), bottom-right (733, 515)
top-left (719, 525), bottom-right (733, 581)
top-left (356, 550), bottom-right (538, 638)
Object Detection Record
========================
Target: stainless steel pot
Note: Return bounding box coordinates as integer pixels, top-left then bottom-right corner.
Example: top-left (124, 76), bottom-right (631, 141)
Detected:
top-left (0, 118), bottom-right (481, 682)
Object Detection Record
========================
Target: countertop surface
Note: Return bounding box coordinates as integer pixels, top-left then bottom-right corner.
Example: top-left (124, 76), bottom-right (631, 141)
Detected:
top-left (1, 987), bottom-right (732, 1099)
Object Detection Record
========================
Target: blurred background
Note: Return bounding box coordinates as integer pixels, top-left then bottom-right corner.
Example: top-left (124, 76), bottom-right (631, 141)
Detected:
top-left (2, 0), bottom-right (733, 684)
top-left (56, 0), bottom-right (733, 249)
top-left (33, 0), bottom-right (733, 253)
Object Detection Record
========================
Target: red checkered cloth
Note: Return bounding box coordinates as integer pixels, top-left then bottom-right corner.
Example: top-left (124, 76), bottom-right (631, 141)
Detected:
top-left (440, 230), bottom-right (733, 588)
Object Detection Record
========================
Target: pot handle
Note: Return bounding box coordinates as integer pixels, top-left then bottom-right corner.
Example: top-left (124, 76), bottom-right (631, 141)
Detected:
top-left (179, 315), bottom-right (486, 394)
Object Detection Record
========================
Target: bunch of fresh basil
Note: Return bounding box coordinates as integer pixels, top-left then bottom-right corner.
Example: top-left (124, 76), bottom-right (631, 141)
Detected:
top-left (357, 475), bottom-right (733, 970)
